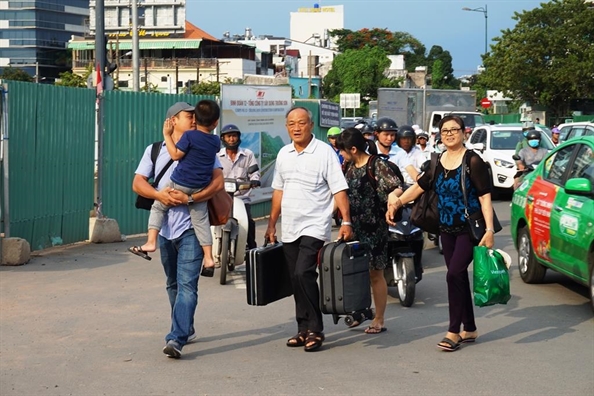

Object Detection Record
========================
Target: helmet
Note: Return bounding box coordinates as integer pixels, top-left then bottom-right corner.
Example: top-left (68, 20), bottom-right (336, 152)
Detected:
top-left (220, 124), bottom-right (242, 149)
top-left (397, 125), bottom-right (416, 140)
top-left (375, 117), bottom-right (398, 133)
top-left (551, 127), bottom-right (560, 134)
top-left (417, 132), bottom-right (429, 140)
top-left (327, 126), bottom-right (341, 137)
top-left (526, 129), bottom-right (541, 141)
top-left (354, 121), bottom-right (374, 135)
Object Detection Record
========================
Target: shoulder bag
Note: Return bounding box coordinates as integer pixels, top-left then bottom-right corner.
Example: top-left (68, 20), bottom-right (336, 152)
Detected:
top-left (207, 189), bottom-right (233, 226)
top-left (410, 152), bottom-right (440, 234)
top-left (461, 151), bottom-right (502, 243)
top-left (135, 141), bottom-right (174, 210)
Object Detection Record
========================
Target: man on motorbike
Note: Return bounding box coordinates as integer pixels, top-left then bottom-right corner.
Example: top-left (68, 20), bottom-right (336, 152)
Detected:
top-left (327, 126), bottom-right (344, 165)
top-left (514, 129), bottom-right (548, 189)
top-left (374, 117), bottom-right (401, 163)
top-left (217, 124), bottom-right (260, 250)
top-left (393, 125), bottom-right (427, 186)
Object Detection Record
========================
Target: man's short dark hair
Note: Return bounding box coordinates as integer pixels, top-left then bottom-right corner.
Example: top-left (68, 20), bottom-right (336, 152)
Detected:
top-left (194, 99), bottom-right (220, 127)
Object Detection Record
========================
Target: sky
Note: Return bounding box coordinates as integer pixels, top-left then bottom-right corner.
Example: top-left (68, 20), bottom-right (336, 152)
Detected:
top-left (185, 0), bottom-right (547, 76)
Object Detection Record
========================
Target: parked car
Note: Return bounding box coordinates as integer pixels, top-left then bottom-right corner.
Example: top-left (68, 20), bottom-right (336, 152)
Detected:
top-left (510, 136), bottom-right (594, 312)
top-left (557, 121), bottom-right (594, 143)
top-left (467, 124), bottom-right (555, 193)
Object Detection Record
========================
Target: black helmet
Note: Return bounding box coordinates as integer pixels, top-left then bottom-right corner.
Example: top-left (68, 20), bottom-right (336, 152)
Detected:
top-left (220, 124), bottom-right (242, 149)
top-left (354, 121), bottom-right (374, 135)
top-left (526, 129), bottom-right (541, 141)
top-left (375, 117), bottom-right (398, 133)
top-left (397, 125), bottom-right (416, 140)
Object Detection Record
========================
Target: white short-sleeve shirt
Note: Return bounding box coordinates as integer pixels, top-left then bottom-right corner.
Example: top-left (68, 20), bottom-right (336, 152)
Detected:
top-left (394, 146), bottom-right (427, 185)
top-left (272, 136), bottom-right (348, 243)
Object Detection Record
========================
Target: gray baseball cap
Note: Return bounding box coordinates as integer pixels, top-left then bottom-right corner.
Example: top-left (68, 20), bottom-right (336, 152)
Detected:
top-left (166, 102), bottom-right (194, 118)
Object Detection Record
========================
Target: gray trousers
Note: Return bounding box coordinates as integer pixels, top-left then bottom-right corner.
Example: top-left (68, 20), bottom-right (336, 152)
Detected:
top-left (148, 182), bottom-right (212, 246)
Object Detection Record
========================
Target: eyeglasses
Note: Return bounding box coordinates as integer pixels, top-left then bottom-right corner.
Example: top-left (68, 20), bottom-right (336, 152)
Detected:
top-left (440, 128), bottom-right (462, 136)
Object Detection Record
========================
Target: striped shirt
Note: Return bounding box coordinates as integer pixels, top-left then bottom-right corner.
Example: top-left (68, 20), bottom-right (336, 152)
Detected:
top-left (272, 137), bottom-right (348, 243)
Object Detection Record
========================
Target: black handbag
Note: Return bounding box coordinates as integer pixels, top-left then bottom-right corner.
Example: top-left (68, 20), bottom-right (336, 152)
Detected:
top-left (461, 152), bottom-right (502, 243)
top-left (410, 153), bottom-right (440, 234)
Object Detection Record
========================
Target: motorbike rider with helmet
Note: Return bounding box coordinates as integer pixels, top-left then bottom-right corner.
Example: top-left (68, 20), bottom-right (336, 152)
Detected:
top-left (217, 124), bottom-right (260, 250)
top-left (416, 131), bottom-right (432, 160)
top-left (393, 125), bottom-right (427, 186)
top-left (354, 120), bottom-right (376, 141)
top-left (374, 117), bottom-right (402, 163)
top-left (514, 129), bottom-right (548, 189)
top-left (327, 126), bottom-right (344, 164)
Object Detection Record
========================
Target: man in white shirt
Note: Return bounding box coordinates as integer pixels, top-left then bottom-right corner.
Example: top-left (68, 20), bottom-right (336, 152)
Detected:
top-left (416, 131), bottom-right (433, 161)
top-left (393, 125), bottom-right (427, 186)
top-left (266, 106), bottom-right (353, 352)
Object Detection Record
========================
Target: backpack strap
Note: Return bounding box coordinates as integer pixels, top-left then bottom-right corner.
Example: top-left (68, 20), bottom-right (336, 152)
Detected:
top-left (365, 155), bottom-right (380, 190)
top-left (149, 141), bottom-right (174, 187)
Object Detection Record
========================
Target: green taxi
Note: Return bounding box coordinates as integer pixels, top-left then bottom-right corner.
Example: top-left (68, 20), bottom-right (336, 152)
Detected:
top-left (511, 136), bottom-right (594, 311)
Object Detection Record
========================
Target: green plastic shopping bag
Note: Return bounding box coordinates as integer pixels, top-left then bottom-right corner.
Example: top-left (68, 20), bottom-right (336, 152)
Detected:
top-left (473, 246), bottom-right (511, 307)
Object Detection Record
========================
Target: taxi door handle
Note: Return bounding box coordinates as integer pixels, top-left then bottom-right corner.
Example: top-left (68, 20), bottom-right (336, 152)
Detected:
top-left (527, 195), bottom-right (534, 202)
top-left (554, 205), bottom-right (563, 212)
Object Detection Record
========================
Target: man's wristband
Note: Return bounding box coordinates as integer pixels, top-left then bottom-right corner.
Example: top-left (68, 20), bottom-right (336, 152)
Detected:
top-left (341, 221), bottom-right (353, 227)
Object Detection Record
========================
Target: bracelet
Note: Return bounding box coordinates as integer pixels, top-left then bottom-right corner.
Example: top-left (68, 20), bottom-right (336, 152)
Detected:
top-left (341, 221), bottom-right (353, 227)
top-left (486, 228), bottom-right (495, 233)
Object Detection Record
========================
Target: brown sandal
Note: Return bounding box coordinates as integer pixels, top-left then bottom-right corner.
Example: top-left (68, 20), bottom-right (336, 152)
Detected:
top-left (286, 331), bottom-right (307, 347)
top-left (304, 331), bottom-right (325, 352)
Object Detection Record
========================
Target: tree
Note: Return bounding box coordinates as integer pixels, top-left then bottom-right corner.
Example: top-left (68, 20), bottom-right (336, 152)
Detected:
top-left (479, 0), bottom-right (594, 117)
top-left (188, 81), bottom-right (220, 96)
top-left (323, 46), bottom-right (400, 104)
top-left (55, 70), bottom-right (88, 88)
top-left (426, 46), bottom-right (458, 88)
top-left (330, 28), bottom-right (427, 72)
top-left (1, 67), bottom-right (33, 82)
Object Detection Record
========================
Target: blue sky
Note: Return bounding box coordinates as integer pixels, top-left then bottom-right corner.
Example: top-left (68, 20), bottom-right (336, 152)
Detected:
top-left (186, 0), bottom-right (546, 76)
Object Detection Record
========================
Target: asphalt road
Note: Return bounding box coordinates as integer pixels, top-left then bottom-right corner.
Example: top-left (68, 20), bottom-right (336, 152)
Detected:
top-left (1, 200), bottom-right (592, 396)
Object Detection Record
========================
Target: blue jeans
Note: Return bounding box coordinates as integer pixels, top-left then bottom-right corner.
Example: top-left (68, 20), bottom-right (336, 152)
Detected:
top-left (159, 228), bottom-right (203, 347)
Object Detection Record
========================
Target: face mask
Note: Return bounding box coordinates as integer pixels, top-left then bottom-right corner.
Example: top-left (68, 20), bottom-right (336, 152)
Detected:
top-left (528, 139), bottom-right (540, 148)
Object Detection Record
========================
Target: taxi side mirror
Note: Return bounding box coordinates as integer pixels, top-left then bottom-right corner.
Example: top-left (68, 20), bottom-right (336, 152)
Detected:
top-left (564, 178), bottom-right (593, 197)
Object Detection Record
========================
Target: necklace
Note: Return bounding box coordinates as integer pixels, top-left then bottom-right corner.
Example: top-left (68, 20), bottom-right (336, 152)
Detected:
top-left (443, 149), bottom-right (465, 177)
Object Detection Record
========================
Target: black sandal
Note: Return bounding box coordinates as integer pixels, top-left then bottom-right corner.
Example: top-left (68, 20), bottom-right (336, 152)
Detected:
top-left (304, 331), bottom-right (325, 352)
top-left (286, 331), bottom-right (307, 347)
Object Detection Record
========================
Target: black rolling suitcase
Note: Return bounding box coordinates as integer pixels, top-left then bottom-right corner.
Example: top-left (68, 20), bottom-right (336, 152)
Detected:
top-left (318, 240), bottom-right (374, 325)
top-left (246, 242), bottom-right (293, 306)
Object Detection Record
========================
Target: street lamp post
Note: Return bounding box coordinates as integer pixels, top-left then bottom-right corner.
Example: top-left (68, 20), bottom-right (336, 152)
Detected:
top-left (462, 4), bottom-right (488, 58)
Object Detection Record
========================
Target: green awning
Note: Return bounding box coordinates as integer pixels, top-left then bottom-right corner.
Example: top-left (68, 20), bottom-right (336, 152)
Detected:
top-left (68, 39), bottom-right (201, 50)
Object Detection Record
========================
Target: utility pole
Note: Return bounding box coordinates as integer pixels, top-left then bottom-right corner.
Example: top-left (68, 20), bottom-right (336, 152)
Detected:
top-left (144, 57), bottom-right (148, 91)
top-left (175, 59), bottom-right (179, 94)
top-left (94, 0), bottom-right (105, 217)
top-left (35, 62), bottom-right (39, 83)
top-left (131, 0), bottom-right (140, 91)
top-left (216, 60), bottom-right (220, 83)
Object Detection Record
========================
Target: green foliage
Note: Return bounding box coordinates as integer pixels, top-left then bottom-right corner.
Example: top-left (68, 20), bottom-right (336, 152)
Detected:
top-left (426, 46), bottom-right (458, 88)
top-left (323, 46), bottom-right (400, 103)
top-left (1, 67), bottom-right (33, 82)
top-left (189, 81), bottom-right (220, 96)
top-left (260, 132), bottom-right (285, 168)
top-left (141, 82), bottom-right (161, 93)
top-left (479, 0), bottom-right (594, 118)
top-left (55, 71), bottom-right (87, 88)
top-left (431, 60), bottom-right (446, 89)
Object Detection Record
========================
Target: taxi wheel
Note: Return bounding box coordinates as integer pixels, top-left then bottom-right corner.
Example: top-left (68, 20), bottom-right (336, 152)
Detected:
top-left (517, 227), bottom-right (546, 283)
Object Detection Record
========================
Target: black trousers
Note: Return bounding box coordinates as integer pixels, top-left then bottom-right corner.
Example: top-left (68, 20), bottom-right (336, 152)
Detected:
top-left (283, 236), bottom-right (325, 333)
top-left (245, 203), bottom-right (257, 250)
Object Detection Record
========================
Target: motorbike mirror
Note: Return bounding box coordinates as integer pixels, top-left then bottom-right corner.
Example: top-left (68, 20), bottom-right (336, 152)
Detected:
top-left (512, 154), bottom-right (521, 161)
top-left (251, 180), bottom-right (261, 187)
top-left (247, 164), bottom-right (259, 175)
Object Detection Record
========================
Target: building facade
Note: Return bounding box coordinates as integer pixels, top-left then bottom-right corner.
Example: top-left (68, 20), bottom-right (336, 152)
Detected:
top-left (289, 4), bottom-right (343, 50)
top-left (0, 0), bottom-right (88, 81)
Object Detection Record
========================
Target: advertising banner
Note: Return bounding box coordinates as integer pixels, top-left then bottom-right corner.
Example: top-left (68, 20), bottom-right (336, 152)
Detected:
top-left (220, 85), bottom-right (293, 202)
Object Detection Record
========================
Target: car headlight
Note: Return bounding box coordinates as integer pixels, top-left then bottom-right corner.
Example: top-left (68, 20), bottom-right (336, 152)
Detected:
top-left (224, 181), bottom-right (236, 193)
top-left (493, 158), bottom-right (515, 168)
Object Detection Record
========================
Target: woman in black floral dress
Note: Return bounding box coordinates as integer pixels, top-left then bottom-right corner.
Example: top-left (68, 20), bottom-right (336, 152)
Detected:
top-left (336, 128), bottom-right (403, 333)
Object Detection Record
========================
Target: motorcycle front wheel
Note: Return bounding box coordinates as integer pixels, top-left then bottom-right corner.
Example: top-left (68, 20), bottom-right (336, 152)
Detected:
top-left (395, 257), bottom-right (415, 307)
top-left (219, 230), bottom-right (231, 285)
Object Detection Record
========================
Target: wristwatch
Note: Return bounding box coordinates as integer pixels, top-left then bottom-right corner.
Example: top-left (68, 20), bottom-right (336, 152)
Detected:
top-left (187, 194), bottom-right (194, 205)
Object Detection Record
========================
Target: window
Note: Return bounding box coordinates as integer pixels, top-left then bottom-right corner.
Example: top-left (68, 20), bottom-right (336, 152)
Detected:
top-left (568, 145), bottom-right (594, 187)
top-left (544, 145), bottom-right (575, 185)
top-left (470, 128), bottom-right (487, 144)
top-left (118, 80), bottom-right (129, 88)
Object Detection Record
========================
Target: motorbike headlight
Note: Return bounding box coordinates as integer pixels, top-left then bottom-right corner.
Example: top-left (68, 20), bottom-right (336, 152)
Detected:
top-left (224, 181), bottom-right (236, 193)
top-left (493, 158), bottom-right (515, 168)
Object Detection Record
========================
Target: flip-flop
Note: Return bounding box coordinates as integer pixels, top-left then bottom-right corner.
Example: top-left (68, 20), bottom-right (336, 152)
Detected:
top-left (437, 337), bottom-right (460, 352)
top-left (364, 325), bottom-right (387, 334)
top-left (128, 246), bottom-right (152, 261)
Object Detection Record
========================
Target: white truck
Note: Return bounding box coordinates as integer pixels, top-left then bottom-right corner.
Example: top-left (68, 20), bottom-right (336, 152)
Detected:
top-left (376, 88), bottom-right (485, 132)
